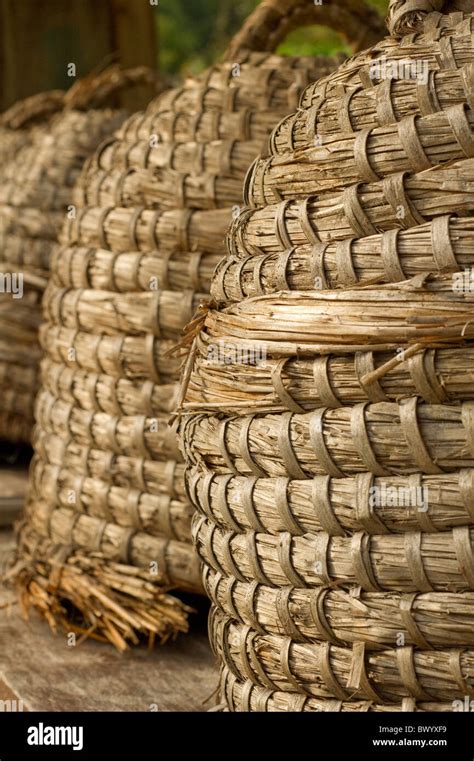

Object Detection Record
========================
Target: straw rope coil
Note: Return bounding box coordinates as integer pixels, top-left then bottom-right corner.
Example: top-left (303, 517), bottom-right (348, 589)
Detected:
top-left (210, 608), bottom-right (474, 703)
top-left (218, 666), bottom-right (456, 711)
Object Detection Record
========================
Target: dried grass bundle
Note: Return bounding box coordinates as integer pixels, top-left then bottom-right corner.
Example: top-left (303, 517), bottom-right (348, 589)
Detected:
top-left (11, 526), bottom-right (193, 652)
top-left (182, 401), bottom-right (474, 478)
top-left (213, 216), bottom-right (474, 300)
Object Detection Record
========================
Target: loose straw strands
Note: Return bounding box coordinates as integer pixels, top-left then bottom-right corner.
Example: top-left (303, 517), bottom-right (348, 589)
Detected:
top-left (210, 608), bottom-right (474, 702)
top-left (182, 401), bottom-right (474, 478)
top-left (204, 566), bottom-right (474, 648)
top-left (188, 467), bottom-right (474, 535)
top-left (11, 528), bottom-right (194, 651)
top-left (193, 513), bottom-right (474, 593)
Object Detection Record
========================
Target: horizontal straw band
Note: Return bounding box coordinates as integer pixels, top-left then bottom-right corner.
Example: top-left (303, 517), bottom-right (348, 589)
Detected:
top-left (30, 456), bottom-right (193, 543)
top-left (182, 400), bottom-right (474, 478)
top-left (205, 567), bottom-right (474, 648)
top-left (218, 666), bottom-right (452, 711)
top-left (187, 466), bottom-right (474, 535)
top-left (193, 513), bottom-right (474, 593)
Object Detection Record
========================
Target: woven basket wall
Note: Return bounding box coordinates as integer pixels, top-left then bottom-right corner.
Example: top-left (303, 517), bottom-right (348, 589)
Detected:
top-left (0, 69), bottom-right (155, 445)
top-left (13, 0), bottom-right (384, 650)
top-left (179, 0), bottom-right (474, 710)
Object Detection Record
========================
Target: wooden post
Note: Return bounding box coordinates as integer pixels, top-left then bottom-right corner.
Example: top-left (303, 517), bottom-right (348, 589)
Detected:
top-left (0, 0), bottom-right (158, 112)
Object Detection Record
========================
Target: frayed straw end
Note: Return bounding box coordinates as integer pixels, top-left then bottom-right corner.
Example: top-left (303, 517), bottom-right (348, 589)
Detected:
top-left (8, 539), bottom-right (194, 652)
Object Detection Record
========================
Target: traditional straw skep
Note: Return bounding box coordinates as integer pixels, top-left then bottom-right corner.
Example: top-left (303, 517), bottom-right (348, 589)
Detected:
top-left (0, 66), bottom-right (155, 444)
top-left (179, 0), bottom-right (474, 709)
top-left (14, 0), bottom-right (382, 648)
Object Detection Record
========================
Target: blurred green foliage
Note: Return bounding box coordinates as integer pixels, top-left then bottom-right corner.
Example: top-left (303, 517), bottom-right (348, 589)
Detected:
top-left (155, 0), bottom-right (389, 76)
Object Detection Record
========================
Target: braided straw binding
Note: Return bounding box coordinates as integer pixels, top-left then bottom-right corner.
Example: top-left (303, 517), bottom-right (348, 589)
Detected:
top-left (15, 1), bottom-right (384, 647)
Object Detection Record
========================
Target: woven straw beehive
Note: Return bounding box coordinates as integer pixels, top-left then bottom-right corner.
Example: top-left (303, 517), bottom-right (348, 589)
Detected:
top-left (179, 0), bottom-right (474, 710)
top-left (12, 0), bottom-right (383, 650)
top-left (0, 68), bottom-right (155, 445)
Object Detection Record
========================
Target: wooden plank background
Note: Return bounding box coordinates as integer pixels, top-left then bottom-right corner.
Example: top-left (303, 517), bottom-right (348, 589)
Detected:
top-left (0, 0), bottom-right (158, 111)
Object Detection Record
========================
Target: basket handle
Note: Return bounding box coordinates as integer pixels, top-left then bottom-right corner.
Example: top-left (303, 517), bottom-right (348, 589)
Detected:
top-left (0, 66), bottom-right (158, 129)
top-left (0, 90), bottom-right (65, 129)
top-left (387, 0), bottom-right (474, 36)
top-left (63, 64), bottom-right (158, 110)
top-left (223, 0), bottom-right (386, 61)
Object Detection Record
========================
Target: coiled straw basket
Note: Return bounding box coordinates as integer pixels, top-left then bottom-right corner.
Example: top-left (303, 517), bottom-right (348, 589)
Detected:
top-left (0, 67), bottom-right (156, 445)
top-left (12, 0), bottom-right (383, 650)
top-left (179, 0), bottom-right (474, 709)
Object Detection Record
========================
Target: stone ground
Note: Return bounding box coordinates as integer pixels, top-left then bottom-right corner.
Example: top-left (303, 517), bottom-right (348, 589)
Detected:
top-left (0, 520), bottom-right (218, 712)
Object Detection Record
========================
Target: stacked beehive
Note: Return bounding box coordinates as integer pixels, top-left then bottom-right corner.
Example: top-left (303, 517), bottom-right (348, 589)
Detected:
top-left (0, 69), bottom-right (154, 445)
top-left (15, 0), bottom-right (384, 648)
top-left (180, 1), bottom-right (474, 710)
